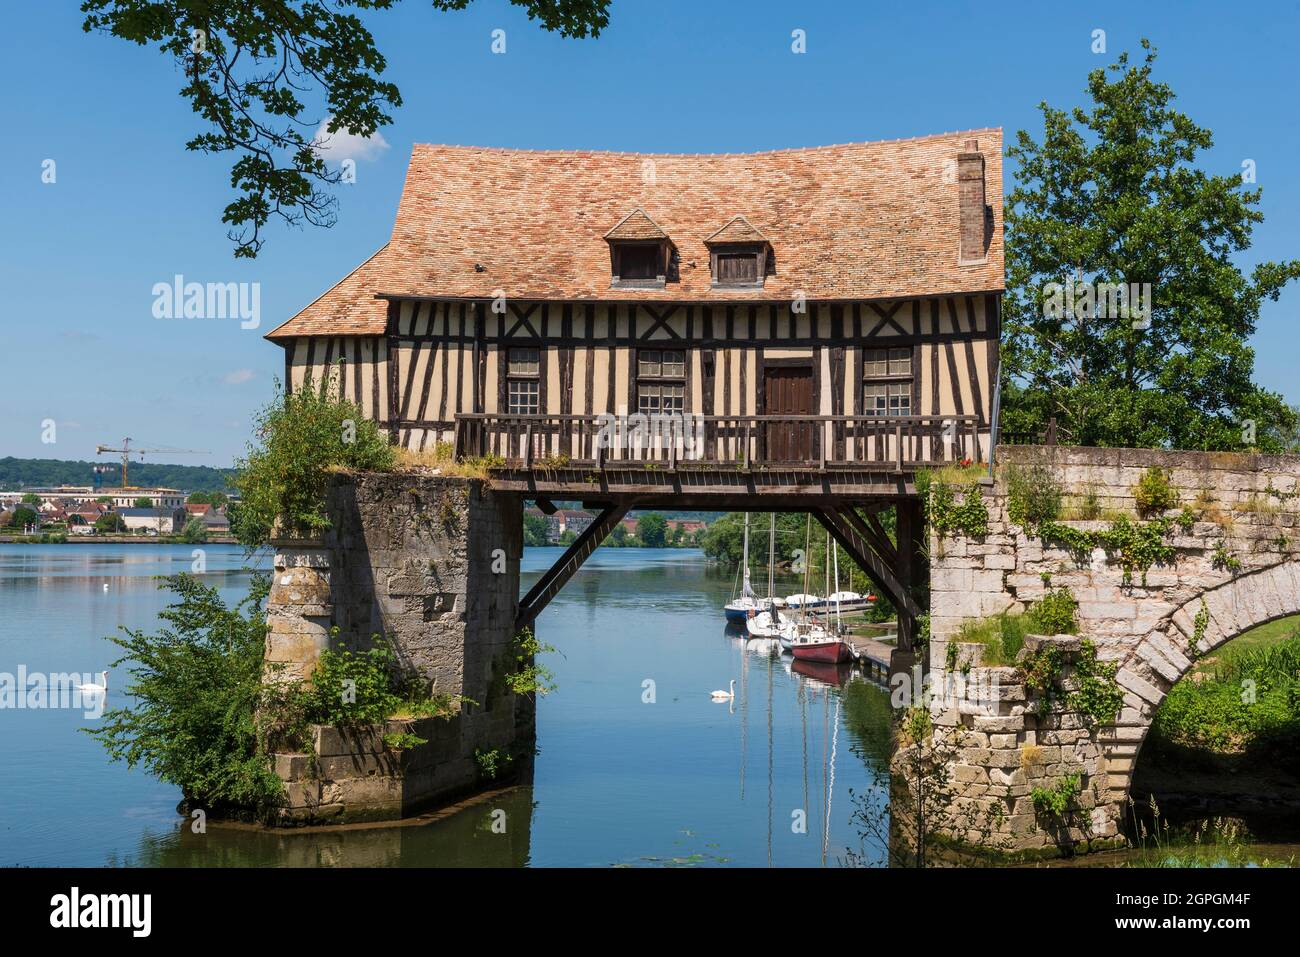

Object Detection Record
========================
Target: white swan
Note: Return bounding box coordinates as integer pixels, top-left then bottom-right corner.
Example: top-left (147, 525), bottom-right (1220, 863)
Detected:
top-left (710, 679), bottom-right (735, 701)
top-left (76, 671), bottom-right (108, 697)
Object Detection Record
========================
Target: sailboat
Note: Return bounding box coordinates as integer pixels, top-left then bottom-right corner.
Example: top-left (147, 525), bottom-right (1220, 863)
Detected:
top-left (787, 524), bottom-right (854, 664)
top-left (724, 513), bottom-right (763, 622)
top-left (747, 514), bottom-right (790, 641)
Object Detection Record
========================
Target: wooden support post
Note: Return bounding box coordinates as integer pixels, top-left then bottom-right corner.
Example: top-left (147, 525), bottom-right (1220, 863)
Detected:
top-left (743, 421), bottom-right (751, 469)
top-left (894, 498), bottom-right (924, 652)
top-left (814, 506), bottom-right (921, 629)
top-left (525, 424), bottom-right (534, 470)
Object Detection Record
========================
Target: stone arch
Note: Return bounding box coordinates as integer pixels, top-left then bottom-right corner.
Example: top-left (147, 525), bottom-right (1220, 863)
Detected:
top-left (1099, 559), bottom-right (1300, 805)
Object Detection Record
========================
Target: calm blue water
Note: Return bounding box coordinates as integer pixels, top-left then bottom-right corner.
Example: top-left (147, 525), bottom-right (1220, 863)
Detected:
top-left (0, 543), bottom-right (892, 867)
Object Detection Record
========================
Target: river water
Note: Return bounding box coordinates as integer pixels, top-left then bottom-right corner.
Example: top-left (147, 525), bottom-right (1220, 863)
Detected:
top-left (0, 543), bottom-right (894, 867)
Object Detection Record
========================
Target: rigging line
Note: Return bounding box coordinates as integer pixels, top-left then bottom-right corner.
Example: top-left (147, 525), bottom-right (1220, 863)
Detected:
top-left (799, 679), bottom-right (809, 827)
top-left (739, 633), bottom-right (748, 801)
top-left (824, 694), bottom-right (841, 865)
top-left (767, 642), bottom-right (774, 869)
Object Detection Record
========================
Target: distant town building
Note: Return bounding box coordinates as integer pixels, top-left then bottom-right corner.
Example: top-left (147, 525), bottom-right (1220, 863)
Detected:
top-left (0, 486), bottom-right (186, 510)
top-left (116, 506), bottom-right (188, 535)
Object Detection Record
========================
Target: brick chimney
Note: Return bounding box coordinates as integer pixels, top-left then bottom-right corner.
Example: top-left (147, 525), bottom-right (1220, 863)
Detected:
top-left (957, 139), bottom-right (987, 263)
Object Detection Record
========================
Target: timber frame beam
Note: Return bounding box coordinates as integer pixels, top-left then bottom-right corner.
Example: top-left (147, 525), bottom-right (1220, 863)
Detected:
top-left (813, 505), bottom-right (921, 651)
top-left (515, 500), bottom-right (635, 630)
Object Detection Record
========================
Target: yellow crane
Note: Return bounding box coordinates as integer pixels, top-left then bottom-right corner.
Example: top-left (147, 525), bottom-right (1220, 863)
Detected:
top-left (94, 437), bottom-right (209, 489)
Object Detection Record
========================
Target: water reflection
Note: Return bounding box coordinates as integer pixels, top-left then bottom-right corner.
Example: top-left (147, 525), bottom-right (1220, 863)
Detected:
top-left (1, 544), bottom-right (894, 867)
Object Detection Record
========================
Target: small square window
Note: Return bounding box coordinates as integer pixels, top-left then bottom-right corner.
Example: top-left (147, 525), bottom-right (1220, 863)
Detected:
top-left (639, 349), bottom-right (685, 378)
top-left (637, 383), bottom-right (684, 414)
top-left (863, 382), bottom-right (911, 417)
top-left (863, 348), bottom-right (911, 377)
top-left (508, 378), bottom-right (539, 415)
top-left (508, 348), bottom-right (539, 376)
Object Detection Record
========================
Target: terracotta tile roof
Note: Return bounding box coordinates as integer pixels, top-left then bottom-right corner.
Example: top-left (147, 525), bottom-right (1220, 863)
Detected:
top-left (604, 208), bottom-right (668, 241)
top-left (266, 244), bottom-right (393, 338)
top-left (704, 215), bottom-right (768, 244)
top-left (267, 128), bottom-right (1003, 340)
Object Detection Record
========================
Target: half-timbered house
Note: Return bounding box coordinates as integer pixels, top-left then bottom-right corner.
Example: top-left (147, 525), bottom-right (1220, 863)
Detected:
top-left (265, 129), bottom-right (1005, 646)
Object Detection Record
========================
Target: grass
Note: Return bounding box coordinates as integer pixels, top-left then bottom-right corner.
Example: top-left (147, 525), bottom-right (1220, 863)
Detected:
top-left (1148, 615), bottom-right (1300, 759)
top-left (1233, 492), bottom-right (1283, 516)
top-left (922, 462), bottom-right (985, 488)
top-left (1190, 613), bottom-right (1300, 677)
top-left (394, 444), bottom-right (504, 479)
top-left (955, 612), bottom-right (1030, 666)
top-left (1124, 799), bottom-right (1295, 868)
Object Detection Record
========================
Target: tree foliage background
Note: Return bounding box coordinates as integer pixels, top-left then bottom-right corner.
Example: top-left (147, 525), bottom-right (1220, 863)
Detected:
top-left (1001, 41), bottom-right (1300, 452)
top-left (81, 0), bottom-right (611, 257)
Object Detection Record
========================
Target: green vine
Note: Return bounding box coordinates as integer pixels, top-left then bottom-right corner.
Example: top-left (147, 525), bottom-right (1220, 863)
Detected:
top-left (1190, 599), bottom-right (1210, 660)
top-left (1021, 642), bottom-right (1064, 718)
top-left (1030, 771), bottom-right (1083, 823)
top-left (1020, 637), bottom-right (1122, 728)
top-left (928, 482), bottom-right (989, 539)
top-left (1211, 540), bottom-right (1242, 575)
top-left (1037, 516), bottom-right (1174, 586)
top-left (1069, 639), bottom-right (1124, 728)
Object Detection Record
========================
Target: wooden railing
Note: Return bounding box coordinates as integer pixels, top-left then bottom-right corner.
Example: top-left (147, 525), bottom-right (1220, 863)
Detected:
top-left (452, 413), bottom-right (986, 471)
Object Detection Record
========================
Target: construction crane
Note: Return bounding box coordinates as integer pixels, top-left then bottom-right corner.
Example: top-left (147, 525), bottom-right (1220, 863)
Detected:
top-left (95, 437), bottom-right (209, 489)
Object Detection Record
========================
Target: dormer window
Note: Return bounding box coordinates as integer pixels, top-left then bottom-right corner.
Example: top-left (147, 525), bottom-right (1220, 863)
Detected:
top-left (611, 241), bottom-right (667, 286)
top-left (705, 216), bottom-right (770, 288)
top-left (605, 209), bottom-right (672, 289)
top-left (715, 247), bottom-right (761, 285)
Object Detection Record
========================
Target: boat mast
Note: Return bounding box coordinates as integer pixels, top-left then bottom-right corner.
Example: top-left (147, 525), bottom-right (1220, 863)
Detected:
top-left (767, 513), bottom-right (776, 602)
top-left (742, 512), bottom-right (751, 596)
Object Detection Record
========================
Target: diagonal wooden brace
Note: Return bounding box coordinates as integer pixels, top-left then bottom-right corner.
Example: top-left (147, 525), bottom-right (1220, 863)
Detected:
top-left (515, 501), bottom-right (633, 631)
top-left (814, 505), bottom-right (921, 650)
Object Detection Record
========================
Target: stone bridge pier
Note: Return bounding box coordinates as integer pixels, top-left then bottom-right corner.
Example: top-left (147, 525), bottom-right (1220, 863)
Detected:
top-left (927, 446), bottom-right (1300, 855)
top-left (264, 472), bottom-right (528, 823)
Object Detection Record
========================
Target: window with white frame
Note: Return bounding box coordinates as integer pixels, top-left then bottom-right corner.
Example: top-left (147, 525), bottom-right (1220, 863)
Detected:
top-left (862, 347), bottom-right (912, 416)
top-left (507, 347), bottom-right (540, 414)
top-left (636, 349), bottom-right (686, 414)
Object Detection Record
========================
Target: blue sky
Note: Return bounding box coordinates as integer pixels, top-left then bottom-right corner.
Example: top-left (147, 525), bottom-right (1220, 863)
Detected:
top-left (1, 1), bottom-right (1297, 468)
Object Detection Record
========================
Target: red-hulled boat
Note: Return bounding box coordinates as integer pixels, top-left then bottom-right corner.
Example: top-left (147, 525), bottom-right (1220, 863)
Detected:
top-left (789, 636), bottom-right (854, 664)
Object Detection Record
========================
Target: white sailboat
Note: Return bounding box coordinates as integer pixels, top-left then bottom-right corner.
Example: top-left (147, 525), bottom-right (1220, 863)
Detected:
top-left (747, 514), bottom-right (790, 641)
top-left (724, 513), bottom-right (762, 622)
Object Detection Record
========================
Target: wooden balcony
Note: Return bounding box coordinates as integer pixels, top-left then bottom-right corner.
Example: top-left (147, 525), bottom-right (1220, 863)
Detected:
top-left (453, 413), bottom-right (986, 503)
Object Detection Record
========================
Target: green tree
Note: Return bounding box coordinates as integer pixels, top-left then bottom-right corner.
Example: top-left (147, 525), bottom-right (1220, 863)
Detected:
top-left (1002, 41), bottom-right (1300, 451)
top-left (20, 493), bottom-right (41, 506)
top-left (232, 368), bottom-right (395, 547)
top-left (523, 513), bottom-right (550, 547)
top-left (606, 523), bottom-right (628, 547)
top-left (82, 0), bottom-right (611, 258)
top-left (637, 513), bottom-right (668, 547)
top-left (12, 506), bottom-right (40, 529)
top-left (134, 497), bottom-right (155, 509)
top-left (95, 513), bottom-right (127, 533)
top-left (180, 516), bottom-right (209, 544)
top-left (188, 491), bottom-right (230, 508)
top-left (86, 574), bottom-right (286, 814)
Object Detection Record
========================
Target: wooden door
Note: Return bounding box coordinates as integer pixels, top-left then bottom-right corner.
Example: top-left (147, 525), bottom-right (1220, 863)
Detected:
top-left (764, 365), bottom-right (815, 462)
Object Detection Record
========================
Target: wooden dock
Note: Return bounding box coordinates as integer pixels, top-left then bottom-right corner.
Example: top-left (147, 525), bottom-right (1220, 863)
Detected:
top-left (846, 633), bottom-right (897, 682)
